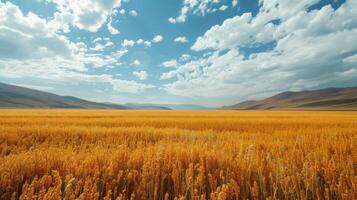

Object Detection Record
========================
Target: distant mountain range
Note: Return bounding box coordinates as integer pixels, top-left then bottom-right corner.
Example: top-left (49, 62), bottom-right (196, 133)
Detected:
top-left (0, 82), bottom-right (212, 110)
top-left (124, 103), bottom-right (172, 110)
top-left (124, 103), bottom-right (215, 110)
top-left (2, 82), bottom-right (356, 110)
top-left (223, 87), bottom-right (357, 110)
top-left (0, 82), bottom-right (128, 109)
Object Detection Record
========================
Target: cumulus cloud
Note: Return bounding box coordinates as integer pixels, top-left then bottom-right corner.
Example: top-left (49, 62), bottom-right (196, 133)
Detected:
top-left (133, 70), bottom-right (148, 80)
top-left (137, 39), bottom-right (152, 47)
top-left (164, 0), bottom-right (357, 103)
top-left (90, 44), bottom-right (105, 51)
top-left (152, 35), bottom-right (163, 43)
top-left (191, 13), bottom-right (258, 51)
top-left (0, 2), bottom-right (115, 71)
top-left (219, 5), bottom-right (228, 11)
top-left (160, 71), bottom-right (177, 80)
top-left (0, 1), bottom-right (153, 95)
top-left (121, 39), bottom-right (135, 47)
top-left (161, 54), bottom-right (192, 70)
top-left (160, 54), bottom-right (192, 80)
top-left (120, 38), bottom-right (156, 49)
top-left (174, 36), bottom-right (189, 43)
top-left (129, 10), bottom-right (138, 16)
top-left (143, 41), bottom-right (152, 47)
top-left (0, 2), bottom-right (76, 64)
top-left (161, 59), bottom-right (178, 68)
top-left (112, 48), bottom-right (128, 58)
top-left (179, 54), bottom-right (192, 62)
top-left (90, 40), bottom-right (114, 51)
top-left (51, 0), bottom-right (122, 32)
top-left (136, 39), bottom-right (144, 44)
top-left (191, 0), bottom-right (339, 51)
top-left (131, 59), bottom-right (141, 66)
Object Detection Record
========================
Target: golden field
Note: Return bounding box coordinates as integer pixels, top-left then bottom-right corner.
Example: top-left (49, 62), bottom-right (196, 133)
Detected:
top-left (0, 110), bottom-right (356, 200)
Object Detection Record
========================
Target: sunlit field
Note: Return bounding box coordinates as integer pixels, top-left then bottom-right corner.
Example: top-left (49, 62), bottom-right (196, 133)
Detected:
top-left (0, 110), bottom-right (356, 200)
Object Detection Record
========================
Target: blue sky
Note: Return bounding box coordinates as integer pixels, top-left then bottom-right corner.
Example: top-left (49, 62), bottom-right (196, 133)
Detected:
top-left (0, 0), bottom-right (356, 106)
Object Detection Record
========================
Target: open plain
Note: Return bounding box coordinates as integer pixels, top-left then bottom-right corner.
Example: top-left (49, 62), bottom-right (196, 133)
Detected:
top-left (0, 110), bottom-right (356, 199)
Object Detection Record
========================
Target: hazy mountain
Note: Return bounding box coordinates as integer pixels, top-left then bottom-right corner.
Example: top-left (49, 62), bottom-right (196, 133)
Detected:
top-left (223, 87), bottom-right (357, 110)
top-left (0, 82), bottom-right (128, 109)
top-left (125, 103), bottom-right (215, 110)
top-left (124, 103), bottom-right (172, 110)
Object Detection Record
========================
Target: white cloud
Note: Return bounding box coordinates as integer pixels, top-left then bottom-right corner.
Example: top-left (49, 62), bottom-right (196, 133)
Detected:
top-left (133, 70), bottom-right (148, 80)
top-left (160, 54), bottom-right (192, 80)
top-left (161, 54), bottom-right (192, 70)
top-left (136, 39), bottom-right (144, 44)
top-left (137, 39), bottom-right (152, 47)
top-left (174, 36), bottom-right (189, 43)
top-left (191, 0), bottom-right (337, 51)
top-left (232, 0), bottom-right (238, 7)
top-left (129, 10), bottom-right (138, 16)
top-left (0, 1), bottom-right (154, 96)
top-left (93, 37), bottom-right (102, 43)
top-left (131, 59), bottom-right (141, 66)
top-left (90, 43), bottom-right (105, 51)
top-left (219, 5), bottom-right (228, 11)
top-left (160, 71), bottom-right (177, 80)
top-left (152, 35), bottom-right (163, 43)
top-left (107, 17), bottom-right (120, 34)
top-left (168, 17), bottom-right (177, 24)
top-left (119, 9), bottom-right (125, 14)
top-left (191, 13), bottom-right (258, 51)
top-left (0, 2), bottom-right (74, 60)
top-left (113, 48), bottom-right (128, 58)
top-left (179, 54), bottom-right (192, 62)
top-left (121, 39), bottom-right (135, 47)
top-left (169, 0), bottom-right (230, 23)
top-left (90, 39), bottom-right (114, 51)
top-left (143, 41), bottom-right (152, 47)
top-left (104, 41), bottom-right (114, 47)
top-left (51, 0), bottom-right (122, 32)
top-left (164, 0), bottom-right (357, 102)
top-left (0, 1), bottom-right (114, 72)
top-left (120, 38), bottom-right (154, 49)
top-left (111, 79), bottom-right (154, 93)
top-left (161, 59), bottom-right (178, 68)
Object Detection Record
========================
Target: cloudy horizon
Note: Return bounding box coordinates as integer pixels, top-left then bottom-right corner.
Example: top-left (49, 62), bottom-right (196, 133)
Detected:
top-left (0, 0), bottom-right (356, 107)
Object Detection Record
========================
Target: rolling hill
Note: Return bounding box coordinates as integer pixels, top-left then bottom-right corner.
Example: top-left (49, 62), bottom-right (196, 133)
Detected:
top-left (0, 82), bottom-right (128, 109)
top-left (223, 87), bottom-right (357, 110)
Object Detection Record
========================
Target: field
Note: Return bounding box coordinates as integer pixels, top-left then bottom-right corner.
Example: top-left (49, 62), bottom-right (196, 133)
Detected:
top-left (0, 110), bottom-right (356, 200)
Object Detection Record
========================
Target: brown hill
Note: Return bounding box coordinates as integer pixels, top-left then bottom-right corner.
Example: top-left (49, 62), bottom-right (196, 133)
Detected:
top-left (0, 82), bottom-right (128, 109)
top-left (223, 87), bottom-right (357, 110)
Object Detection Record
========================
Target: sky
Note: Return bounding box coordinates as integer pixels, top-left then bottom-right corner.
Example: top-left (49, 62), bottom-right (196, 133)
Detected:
top-left (0, 0), bottom-right (356, 107)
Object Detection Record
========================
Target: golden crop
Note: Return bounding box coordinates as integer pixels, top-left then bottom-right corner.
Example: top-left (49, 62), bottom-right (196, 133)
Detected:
top-left (0, 109), bottom-right (356, 200)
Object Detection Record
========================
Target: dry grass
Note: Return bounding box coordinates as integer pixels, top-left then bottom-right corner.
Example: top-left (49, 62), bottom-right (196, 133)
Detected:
top-left (0, 109), bottom-right (356, 200)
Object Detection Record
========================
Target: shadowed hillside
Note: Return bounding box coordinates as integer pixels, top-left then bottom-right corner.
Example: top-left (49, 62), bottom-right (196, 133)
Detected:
top-left (224, 87), bottom-right (357, 110)
top-left (0, 82), bottom-right (128, 109)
